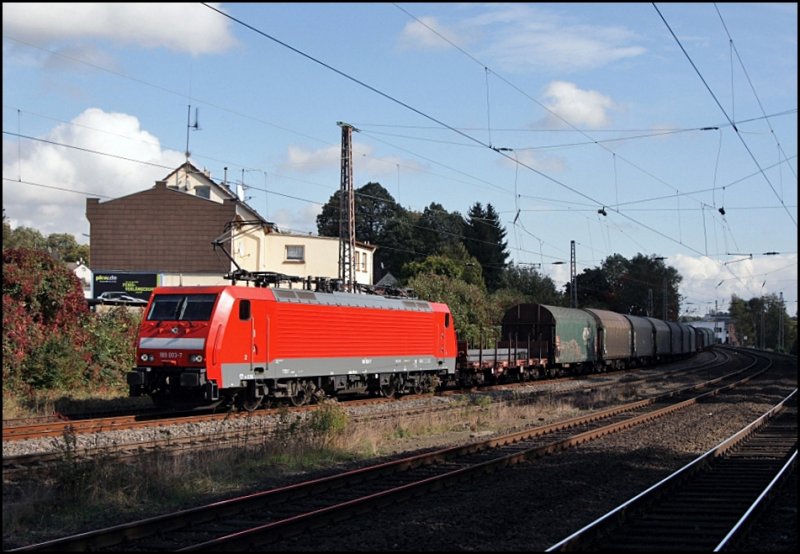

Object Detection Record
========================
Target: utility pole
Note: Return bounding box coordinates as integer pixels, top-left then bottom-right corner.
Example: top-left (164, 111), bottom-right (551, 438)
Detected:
top-left (663, 277), bottom-right (668, 320)
top-left (337, 122), bottom-right (356, 291)
top-left (647, 288), bottom-right (654, 317)
top-left (569, 240), bottom-right (577, 308)
top-left (779, 292), bottom-right (784, 351)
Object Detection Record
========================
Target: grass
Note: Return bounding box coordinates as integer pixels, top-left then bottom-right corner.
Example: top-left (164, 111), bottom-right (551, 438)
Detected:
top-left (2, 387), bottom-right (149, 420)
top-left (2, 390), bottom-right (588, 547)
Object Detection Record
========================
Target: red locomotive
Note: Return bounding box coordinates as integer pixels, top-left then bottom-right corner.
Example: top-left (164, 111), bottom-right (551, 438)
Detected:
top-left (127, 283), bottom-right (458, 410)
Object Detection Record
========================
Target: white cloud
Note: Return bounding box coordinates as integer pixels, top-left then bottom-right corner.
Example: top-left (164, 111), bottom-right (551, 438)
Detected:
top-left (270, 204), bottom-right (322, 236)
top-left (2, 3), bottom-right (237, 55)
top-left (672, 253), bottom-right (798, 316)
top-left (398, 16), bottom-right (466, 50)
top-left (282, 143), bottom-right (425, 178)
top-left (284, 144), bottom-right (340, 173)
top-left (500, 148), bottom-right (566, 173)
top-left (3, 108), bottom-right (185, 242)
top-left (539, 81), bottom-right (617, 129)
top-left (538, 253), bottom-right (797, 317)
top-left (399, 5), bottom-right (645, 72)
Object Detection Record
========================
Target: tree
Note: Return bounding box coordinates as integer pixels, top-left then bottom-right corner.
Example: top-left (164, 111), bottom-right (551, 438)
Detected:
top-left (415, 203), bottom-right (464, 259)
top-left (407, 272), bottom-right (495, 346)
top-left (316, 182), bottom-right (400, 242)
top-left (376, 209), bottom-right (424, 281)
top-left (568, 253), bottom-right (682, 318)
top-left (46, 233), bottom-right (89, 262)
top-left (3, 212), bottom-right (89, 263)
top-left (3, 224), bottom-right (47, 251)
top-left (569, 266), bottom-right (612, 310)
top-left (316, 182), bottom-right (404, 279)
top-left (729, 293), bottom-right (796, 351)
top-left (463, 202), bottom-right (509, 292)
top-left (498, 263), bottom-right (562, 306)
top-left (403, 244), bottom-right (484, 288)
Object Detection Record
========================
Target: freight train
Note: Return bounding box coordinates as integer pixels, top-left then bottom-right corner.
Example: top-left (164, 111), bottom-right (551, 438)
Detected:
top-left (127, 279), bottom-right (714, 410)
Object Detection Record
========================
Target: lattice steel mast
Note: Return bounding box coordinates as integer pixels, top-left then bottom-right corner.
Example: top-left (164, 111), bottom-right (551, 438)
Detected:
top-left (337, 122), bottom-right (356, 291)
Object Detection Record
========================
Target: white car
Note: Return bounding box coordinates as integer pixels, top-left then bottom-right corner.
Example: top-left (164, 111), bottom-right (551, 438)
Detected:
top-left (97, 291), bottom-right (148, 305)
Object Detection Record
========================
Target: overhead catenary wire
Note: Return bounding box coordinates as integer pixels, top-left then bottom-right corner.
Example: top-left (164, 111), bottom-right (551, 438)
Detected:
top-left (385, 3), bottom-right (795, 284)
top-left (713, 3), bottom-right (797, 183)
top-left (4, 6), bottom-right (793, 298)
top-left (653, 2), bottom-right (796, 227)
top-left (201, 2), bottom-right (723, 264)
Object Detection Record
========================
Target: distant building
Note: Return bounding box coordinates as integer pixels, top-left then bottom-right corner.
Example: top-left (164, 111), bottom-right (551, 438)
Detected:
top-left (690, 315), bottom-right (733, 345)
top-left (86, 162), bottom-right (375, 300)
top-left (67, 259), bottom-right (93, 298)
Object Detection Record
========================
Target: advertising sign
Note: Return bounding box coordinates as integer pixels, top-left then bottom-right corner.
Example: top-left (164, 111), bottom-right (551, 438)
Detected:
top-left (93, 272), bottom-right (159, 301)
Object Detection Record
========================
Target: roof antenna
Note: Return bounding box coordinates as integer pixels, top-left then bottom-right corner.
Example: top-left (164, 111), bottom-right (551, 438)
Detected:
top-left (183, 105), bottom-right (201, 189)
top-left (185, 105), bottom-right (200, 162)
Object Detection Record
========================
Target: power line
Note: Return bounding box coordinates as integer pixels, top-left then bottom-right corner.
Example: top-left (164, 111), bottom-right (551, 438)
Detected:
top-left (713, 3), bottom-right (797, 183)
top-left (204, 4), bottom-right (719, 260)
top-left (2, 177), bottom-right (113, 199)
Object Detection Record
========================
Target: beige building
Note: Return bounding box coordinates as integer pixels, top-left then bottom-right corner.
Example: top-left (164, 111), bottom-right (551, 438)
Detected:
top-left (87, 162), bottom-right (376, 297)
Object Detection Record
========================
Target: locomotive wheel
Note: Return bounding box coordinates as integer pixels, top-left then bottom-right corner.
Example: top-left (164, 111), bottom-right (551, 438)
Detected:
top-left (380, 383), bottom-right (396, 398)
top-left (241, 396), bottom-right (263, 413)
top-left (289, 381), bottom-right (313, 406)
top-left (289, 390), bottom-right (307, 406)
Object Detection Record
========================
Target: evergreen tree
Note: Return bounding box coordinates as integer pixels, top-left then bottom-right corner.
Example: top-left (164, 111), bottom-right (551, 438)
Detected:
top-left (416, 202), bottom-right (464, 259)
top-left (463, 202), bottom-right (509, 292)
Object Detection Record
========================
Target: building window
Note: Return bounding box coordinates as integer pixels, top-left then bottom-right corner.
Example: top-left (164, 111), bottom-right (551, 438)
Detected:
top-left (285, 245), bottom-right (305, 262)
top-left (360, 251), bottom-right (367, 272)
top-left (195, 185), bottom-right (211, 199)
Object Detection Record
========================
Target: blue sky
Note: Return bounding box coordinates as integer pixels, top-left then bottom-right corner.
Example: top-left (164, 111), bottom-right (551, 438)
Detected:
top-left (3, 3), bottom-right (797, 316)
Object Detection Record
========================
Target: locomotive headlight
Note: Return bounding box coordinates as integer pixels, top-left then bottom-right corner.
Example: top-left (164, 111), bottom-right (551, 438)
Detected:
top-left (190, 354), bottom-right (204, 363)
top-left (140, 353), bottom-right (154, 362)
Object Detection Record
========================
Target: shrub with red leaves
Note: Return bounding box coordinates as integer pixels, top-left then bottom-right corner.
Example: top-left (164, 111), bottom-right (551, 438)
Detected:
top-left (3, 248), bottom-right (90, 389)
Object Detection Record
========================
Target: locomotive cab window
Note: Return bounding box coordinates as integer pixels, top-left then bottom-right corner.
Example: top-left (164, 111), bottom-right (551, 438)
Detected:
top-left (147, 293), bottom-right (217, 321)
top-left (445, 313), bottom-right (450, 328)
top-left (239, 299), bottom-right (251, 321)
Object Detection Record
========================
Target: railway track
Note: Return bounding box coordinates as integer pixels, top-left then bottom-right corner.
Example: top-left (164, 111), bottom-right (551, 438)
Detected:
top-left (6, 349), bottom-right (771, 552)
top-left (547, 388), bottom-right (797, 551)
top-left (2, 348), bottom-right (729, 444)
top-left (2, 351), bottom-right (739, 476)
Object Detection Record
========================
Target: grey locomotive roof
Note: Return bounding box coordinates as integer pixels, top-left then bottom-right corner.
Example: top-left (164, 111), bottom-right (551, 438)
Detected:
top-left (272, 288), bottom-right (432, 311)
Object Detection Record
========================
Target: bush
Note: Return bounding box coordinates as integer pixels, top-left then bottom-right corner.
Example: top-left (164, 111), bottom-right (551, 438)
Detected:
top-left (3, 248), bottom-right (139, 397)
top-left (83, 307), bottom-right (141, 387)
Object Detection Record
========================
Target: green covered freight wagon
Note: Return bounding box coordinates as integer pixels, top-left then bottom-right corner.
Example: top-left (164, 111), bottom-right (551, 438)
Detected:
top-left (501, 304), bottom-right (596, 369)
